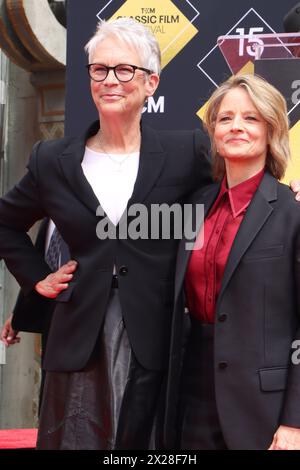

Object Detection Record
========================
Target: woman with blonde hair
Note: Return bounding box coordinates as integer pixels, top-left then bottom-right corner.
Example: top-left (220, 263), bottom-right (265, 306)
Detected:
top-left (166, 74), bottom-right (300, 450)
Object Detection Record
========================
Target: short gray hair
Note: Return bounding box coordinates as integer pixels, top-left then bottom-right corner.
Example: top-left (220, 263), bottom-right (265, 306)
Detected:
top-left (85, 17), bottom-right (161, 75)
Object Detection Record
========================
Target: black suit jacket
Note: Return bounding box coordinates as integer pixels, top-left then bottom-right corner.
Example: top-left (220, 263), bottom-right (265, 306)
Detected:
top-left (165, 172), bottom-right (300, 449)
top-left (0, 121), bottom-right (211, 372)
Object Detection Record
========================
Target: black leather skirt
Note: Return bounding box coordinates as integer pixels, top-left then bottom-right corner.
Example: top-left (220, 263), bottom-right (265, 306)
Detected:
top-left (36, 288), bottom-right (131, 450)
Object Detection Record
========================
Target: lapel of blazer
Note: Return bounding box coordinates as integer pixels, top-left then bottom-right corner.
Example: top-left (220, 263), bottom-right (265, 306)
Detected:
top-left (58, 121), bottom-right (100, 214)
top-left (217, 172), bottom-right (277, 306)
top-left (58, 122), bottom-right (166, 214)
top-left (127, 123), bottom-right (166, 206)
top-left (174, 182), bottom-right (220, 303)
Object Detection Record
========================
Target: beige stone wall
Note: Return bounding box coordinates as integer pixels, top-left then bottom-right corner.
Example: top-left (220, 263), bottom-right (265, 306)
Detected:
top-left (0, 61), bottom-right (41, 428)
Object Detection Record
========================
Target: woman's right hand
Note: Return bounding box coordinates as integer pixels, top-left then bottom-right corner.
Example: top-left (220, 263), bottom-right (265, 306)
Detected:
top-left (0, 314), bottom-right (20, 347)
top-left (35, 260), bottom-right (78, 298)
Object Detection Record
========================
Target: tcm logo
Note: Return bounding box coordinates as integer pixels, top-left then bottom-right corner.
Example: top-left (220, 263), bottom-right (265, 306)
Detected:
top-left (143, 96), bottom-right (165, 114)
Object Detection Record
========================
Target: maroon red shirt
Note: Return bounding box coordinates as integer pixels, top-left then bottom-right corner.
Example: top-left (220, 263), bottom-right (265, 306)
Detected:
top-left (185, 170), bottom-right (264, 323)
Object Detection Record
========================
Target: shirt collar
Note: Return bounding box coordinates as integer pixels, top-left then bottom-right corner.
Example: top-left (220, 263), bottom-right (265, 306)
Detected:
top-left (214, 169), bottom-right (265, 218)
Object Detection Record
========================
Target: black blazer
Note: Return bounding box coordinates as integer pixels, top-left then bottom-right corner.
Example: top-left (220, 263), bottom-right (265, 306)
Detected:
top-left (0, 121), bottom-right (211, 372)
top-left (165, 172), bottom-right (300, 449)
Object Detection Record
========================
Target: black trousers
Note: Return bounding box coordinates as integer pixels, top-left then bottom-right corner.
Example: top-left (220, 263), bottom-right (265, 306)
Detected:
top-left (178, 320), bottom-right (227, 450)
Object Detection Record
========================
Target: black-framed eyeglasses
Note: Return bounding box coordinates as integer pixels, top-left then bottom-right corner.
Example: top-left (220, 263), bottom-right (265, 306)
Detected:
top-left (86, 63), bottom-right (152, 82)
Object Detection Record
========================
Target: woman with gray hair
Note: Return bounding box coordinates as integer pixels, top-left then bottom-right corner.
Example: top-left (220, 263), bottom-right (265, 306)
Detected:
top-left (0, 17), bottom-right (211, 449)
top-left (166, 74), bottom-right (300, 449)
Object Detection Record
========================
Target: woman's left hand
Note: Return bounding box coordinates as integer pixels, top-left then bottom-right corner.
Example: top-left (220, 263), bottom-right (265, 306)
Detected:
top-left (268, 425), bottom-right (300, 450)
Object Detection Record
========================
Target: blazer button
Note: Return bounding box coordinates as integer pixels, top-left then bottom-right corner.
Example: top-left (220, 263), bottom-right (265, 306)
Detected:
top-left (119, 265), bottom-right (128, 276)
top-left (218, 313), bottom-right (228, 322)
top-left (218, 361), bottom-right (228, 369)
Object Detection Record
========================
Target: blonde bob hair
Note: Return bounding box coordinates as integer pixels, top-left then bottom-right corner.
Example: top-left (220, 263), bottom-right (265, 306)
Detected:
top-left (203, 74), bottom-right (290, 181)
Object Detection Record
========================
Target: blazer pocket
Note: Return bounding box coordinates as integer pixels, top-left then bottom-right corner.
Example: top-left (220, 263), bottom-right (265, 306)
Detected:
top-left (243, 245), bottom-right (284, 261)
top-left (258, 366), bottom-right (288, 392)
top-left (55, 282), bottom-right (76, 302)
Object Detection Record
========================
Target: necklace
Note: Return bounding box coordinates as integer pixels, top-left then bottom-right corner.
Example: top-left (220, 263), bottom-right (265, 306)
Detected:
top-left (97, 140), bottom-right (134, 173)
top-left (96, 131), bottom-right (139, 172)
top-left (103, 150), bottom-right (132, 173)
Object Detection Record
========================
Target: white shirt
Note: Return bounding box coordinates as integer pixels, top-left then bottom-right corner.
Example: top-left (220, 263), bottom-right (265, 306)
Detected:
top-left (82, 146), bottom-right (140, 226)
